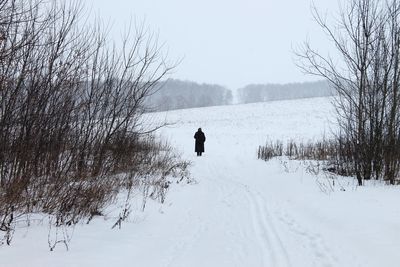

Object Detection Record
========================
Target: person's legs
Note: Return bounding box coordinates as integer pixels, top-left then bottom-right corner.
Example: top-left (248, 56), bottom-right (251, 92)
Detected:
top-left (197, 152), bottom-right (200, 156)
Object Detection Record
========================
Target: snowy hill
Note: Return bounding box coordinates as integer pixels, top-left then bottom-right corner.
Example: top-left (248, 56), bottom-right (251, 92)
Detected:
top-left (1, 97), bottom-right (400, 267)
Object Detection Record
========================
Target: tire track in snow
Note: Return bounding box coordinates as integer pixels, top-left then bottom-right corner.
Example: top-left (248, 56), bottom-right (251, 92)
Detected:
top-left (204, 157), bottom-right (292, 267)
top-left (206, 153), bottom-right (336, 266)
top-left (246, 184), bottom-right (277, 266)
top-left (244, 185), bottom-right (292, 267)
top-left (194, 155), bottom-right (336, 267)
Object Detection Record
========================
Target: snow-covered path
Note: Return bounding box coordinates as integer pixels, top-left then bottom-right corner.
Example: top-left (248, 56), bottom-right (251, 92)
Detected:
top-left (2, 97), bottom-right (400, 267)
top-left (150, 98), bottom-right (340, 267)
top-left (147, 97), bottom-right (400, 267)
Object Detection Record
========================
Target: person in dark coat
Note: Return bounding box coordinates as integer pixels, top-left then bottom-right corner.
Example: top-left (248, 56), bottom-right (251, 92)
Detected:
top-left (194, 128), bottom-right (206, 156)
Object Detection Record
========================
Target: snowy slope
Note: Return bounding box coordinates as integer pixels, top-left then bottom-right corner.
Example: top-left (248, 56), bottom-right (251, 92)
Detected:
top-left (1, 97), bottom-right (400, 267)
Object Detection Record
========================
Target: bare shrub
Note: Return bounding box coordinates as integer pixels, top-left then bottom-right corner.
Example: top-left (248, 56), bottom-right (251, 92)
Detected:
top-left (258, 136), bottom-right (400, 184)
top-left (111, 139), bottom-right (191, 229)
top-left (257, 141), bottom-right (283, 161)
top-left (0, 0), bottom-right (187, 249)
top-left (258, 139), bottom-right (335, 161)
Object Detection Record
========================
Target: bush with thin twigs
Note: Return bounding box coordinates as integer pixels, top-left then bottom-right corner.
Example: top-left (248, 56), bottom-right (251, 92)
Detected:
top-left (258, 136), bottom-right (400, 184)
top-left (0, 0), bottom-right (190, 249)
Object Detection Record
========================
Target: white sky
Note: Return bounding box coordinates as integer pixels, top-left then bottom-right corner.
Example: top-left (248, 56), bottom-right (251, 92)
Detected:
top-left (87, 0), bottom-right (338, 88)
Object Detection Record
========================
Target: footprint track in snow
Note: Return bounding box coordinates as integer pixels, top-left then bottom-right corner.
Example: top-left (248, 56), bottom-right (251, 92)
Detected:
top-left (275, 209), bottom-right (338, 267)
top-left (163, 211), bottom-right (207, 267)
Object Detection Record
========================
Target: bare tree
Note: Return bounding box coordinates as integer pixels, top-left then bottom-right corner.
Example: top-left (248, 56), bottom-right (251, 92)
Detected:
top-left (296, 0), bottom-right (400, 185)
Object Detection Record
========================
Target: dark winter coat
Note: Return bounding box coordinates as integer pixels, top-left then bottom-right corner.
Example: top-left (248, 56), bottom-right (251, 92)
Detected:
top-left (194, 130), bottom-right (206, 153)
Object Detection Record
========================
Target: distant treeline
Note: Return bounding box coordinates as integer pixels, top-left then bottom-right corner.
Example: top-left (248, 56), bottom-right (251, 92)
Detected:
top-left (237, 80), bottom-right (334, 104)
top-left (146, 79), bottom-right (233, 111)
top-left (145, 79), bottom-right (334, 111)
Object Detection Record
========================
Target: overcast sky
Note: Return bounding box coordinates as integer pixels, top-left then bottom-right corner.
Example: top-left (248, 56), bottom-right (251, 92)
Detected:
top-left (87, 0), bottom-right (338, 88)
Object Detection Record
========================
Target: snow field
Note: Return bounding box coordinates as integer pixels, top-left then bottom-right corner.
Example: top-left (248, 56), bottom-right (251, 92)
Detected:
top-left (1, 97), bottom-right (400, 267)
